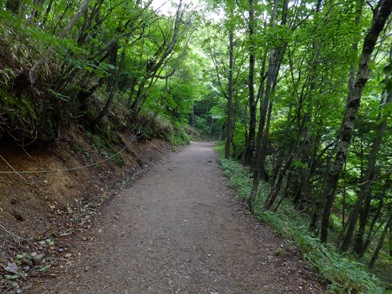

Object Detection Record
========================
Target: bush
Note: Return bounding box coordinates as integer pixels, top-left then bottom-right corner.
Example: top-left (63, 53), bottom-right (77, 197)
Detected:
top-left (217, 154), bottom-right (388, 293)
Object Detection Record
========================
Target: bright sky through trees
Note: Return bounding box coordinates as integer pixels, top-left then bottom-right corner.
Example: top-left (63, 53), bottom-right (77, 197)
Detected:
top-left (151, 0), bottom-right (200, 15)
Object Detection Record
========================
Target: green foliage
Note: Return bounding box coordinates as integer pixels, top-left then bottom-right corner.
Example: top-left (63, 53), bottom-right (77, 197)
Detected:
top-left (218, 155), bottom-right (388, 293)
top-left (218, 156), bottom-right (252, 200)
top-left (0, 0), bottom-right (197, 145)
top-left (87, 129), bottom-right (124, 166)
top-left (167, 126), bottom-right (190, 146)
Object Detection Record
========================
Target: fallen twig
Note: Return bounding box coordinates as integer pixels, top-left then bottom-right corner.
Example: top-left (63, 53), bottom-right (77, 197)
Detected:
top-left (0, 222), bottom-right (23, 243)
top-left (0, 155), bottom-right (30, 185)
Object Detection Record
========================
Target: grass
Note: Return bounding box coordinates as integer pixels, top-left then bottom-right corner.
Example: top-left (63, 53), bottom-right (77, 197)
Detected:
top-left (217, 153), bottom-right (389, 294)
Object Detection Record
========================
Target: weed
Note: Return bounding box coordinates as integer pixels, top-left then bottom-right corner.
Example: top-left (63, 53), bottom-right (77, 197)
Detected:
top-left (217, 154), bottom-right (388, 293)
top-left (87, 132), bottom-right (124, 166)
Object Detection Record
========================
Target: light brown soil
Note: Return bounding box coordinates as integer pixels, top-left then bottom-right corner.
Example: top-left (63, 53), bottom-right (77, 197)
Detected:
top-left (31, 142), bottom-right (325, 293)
top-left (0, 126), bottom-right (172, 293)
top-left (0, 126), bottom-right (171, 248)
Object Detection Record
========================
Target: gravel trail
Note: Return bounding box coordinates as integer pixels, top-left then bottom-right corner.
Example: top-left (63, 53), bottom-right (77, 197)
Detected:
top-left (34, 142), bottom-right (325, 293)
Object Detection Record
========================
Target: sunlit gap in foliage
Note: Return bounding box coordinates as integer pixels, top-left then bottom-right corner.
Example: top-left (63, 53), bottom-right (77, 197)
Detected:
top-left (152, 0), bottom-right (202, 15)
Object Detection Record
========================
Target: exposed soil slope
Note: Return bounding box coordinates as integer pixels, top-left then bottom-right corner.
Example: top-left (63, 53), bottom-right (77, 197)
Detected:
top-left (0, 126), bottom-right (172, 292)
top-left (32, 142), bottom-right (325, 293)
top-left (0, 126), bottom-right (170, 245)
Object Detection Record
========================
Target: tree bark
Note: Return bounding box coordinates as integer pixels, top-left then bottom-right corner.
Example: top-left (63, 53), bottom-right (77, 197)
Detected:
top-left (90, 44), bottom-right (123, 127)
top-left (225, 30), bottom-right (234, 159)
top-left (361, 194), bottom-right (385, 256)
top-left (320, 0), bottom-right (392, 243)
top-left (13, 0), bottom-right (91, 94)
top-left (248, 0), bottom-right (279, 209)
top-left (340, 88), bottom-right (392, 252)
top-left (369, 211), bottom-right (392, 269)
top-left (244, 0), bottom-right (256, 166)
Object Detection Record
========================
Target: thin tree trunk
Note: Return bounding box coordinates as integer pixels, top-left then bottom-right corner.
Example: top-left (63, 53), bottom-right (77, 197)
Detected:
top-left (340, 89), bottom-right (392, 252)
top-left (248, 0), bottom-right (279, 209)
top-left (90, 46), bottom-right (124, 127)
top-left (390, 221), bottom-right (392, 257)
top-left (225, 30), bottom-right (234, 159)
top-left (265, 153), bottom-right (294, 210)
top-left (369, 211), bottom-right (392, 269)
top-left (13, 0), bottom-right (91, 94)
top-left (42, 0), bottom-right (54, 27)
top-left (320, 0), bottom-right (392, 243)
top-left (265, 113), bottom-right (308, 210)
top-left (361, 195), bottom-right (384, 257)
top-left (35, 0), bottom-right (91, 70)
top-left (244, 0), bottom-right (256, 166)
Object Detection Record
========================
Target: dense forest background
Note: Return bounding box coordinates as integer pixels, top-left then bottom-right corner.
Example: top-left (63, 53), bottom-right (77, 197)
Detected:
top-left (1, 0), bottom-right (392, 291)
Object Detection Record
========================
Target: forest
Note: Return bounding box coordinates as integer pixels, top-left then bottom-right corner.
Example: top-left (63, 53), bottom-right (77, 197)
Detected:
top-left (0, 0), bottom-right (392, 292)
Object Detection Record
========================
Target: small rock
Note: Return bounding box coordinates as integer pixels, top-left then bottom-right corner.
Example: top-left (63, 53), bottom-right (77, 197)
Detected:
top-left (33, 253), bottom-right (46, 265)
top-left (5, 262), bottom-right (19, 274)
top-left (21, 257), bottom-right (33, 267)
top-left (64, 253), bottom-right (72, 258)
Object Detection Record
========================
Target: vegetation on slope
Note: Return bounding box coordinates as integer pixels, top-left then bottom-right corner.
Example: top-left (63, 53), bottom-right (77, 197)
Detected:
top-left (200, 0), bottom-right (392, 291)
top-left (0, 0), bottom-right (201, 146)
top-left (218, 153), bottom-right (387, 293)
top-left (1, 0), bottom-right (392, 291)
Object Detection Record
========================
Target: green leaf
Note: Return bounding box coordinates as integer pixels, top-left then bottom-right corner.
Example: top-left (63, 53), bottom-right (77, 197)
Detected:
top-left (39, 265), bottom-right (51, 272)
top-left (4, 274), bottom-right (20, 280)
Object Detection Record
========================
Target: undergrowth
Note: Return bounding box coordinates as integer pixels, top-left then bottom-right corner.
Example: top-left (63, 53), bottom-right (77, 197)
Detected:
top-left (217, 154), bottom-right (388, 294)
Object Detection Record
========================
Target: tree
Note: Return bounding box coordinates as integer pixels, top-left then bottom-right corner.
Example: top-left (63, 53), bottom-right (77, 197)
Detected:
top-left (320, 0), bottom-right (392, 243)
top-left (243, 0), bottom-right (257, 165)
top-left (340, 86), bottom-right (392, 252)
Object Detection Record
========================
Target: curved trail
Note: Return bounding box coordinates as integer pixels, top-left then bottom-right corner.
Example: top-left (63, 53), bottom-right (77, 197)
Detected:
top-left (35, 142), bottom-right (324, 293)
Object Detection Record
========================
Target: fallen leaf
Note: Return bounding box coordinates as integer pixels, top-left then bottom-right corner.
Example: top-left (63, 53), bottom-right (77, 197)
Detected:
top-left (5, 262), bottom-right (19, 274)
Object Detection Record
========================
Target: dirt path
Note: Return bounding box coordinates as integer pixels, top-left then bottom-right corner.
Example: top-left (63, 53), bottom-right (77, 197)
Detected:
top-left (33, 142), bottom-right (325, 293)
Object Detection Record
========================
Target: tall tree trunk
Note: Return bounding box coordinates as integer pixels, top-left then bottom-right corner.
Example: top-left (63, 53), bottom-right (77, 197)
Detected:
top-left (340, 89), bottom-right (392, 252)
top-left (248, 0), bottom-right (279, 209)
top-left (320, 0), bottom-right (392, 243)
top-left (265, 113), bottom-right (308, 210)
top-left (257, 0), bottom-right (287, 182)
top-left (244, 0), bottom-right (256, 166)
top-left (361, 194), bottom-right (385, 256)
top-left (225, 30), bottom-right (234, 159)
top-left (369, 210), bottom-right (392, 269)
top-left (390, 221), bottom-right (392, 258)
top-left (90, 45), bottom-right (124, 127)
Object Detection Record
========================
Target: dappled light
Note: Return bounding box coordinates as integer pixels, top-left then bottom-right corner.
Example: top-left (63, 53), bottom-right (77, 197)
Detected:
top-left (0, 0), bottom-right (392, 292)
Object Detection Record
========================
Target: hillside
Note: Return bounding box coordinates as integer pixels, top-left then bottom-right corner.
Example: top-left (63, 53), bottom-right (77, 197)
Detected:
top-left (0, 125), bottom-right (173, 292)
top-left (1, 0), bottom-right (392, 292)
